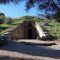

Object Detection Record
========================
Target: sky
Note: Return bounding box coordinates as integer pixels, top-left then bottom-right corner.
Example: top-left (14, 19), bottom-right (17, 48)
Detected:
top-left (0, 0), bottom-right (59, 18)
top-left (0, 1), bottom-right (44, 18)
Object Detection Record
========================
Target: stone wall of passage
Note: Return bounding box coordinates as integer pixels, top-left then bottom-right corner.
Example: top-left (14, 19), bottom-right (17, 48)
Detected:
top-left (8, 23), bottom-right (24, 39)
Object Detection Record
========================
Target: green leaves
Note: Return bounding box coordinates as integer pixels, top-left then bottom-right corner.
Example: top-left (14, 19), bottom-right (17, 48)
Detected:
top-left (0, 0), bottom-right (20, 4)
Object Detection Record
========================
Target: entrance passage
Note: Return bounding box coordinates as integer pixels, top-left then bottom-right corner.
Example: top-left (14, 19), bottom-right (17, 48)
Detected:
top-left (28, 28), bottom-right (32, 39)
top-left (28, 22), bottom-right (33, 39)
top-left (23, 21), bottom-right (38, 39)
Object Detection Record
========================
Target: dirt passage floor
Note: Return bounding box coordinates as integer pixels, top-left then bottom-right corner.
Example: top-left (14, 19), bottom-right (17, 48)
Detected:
top-left (0, 40), bottom-right (60, 60)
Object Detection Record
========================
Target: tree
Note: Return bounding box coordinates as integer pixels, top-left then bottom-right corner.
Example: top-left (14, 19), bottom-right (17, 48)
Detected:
top-left (0, 12), bottom-right (5, 24)
top-left (25, 0), bottom-right (60, 18)
top-left (4, 17), bottom-right (12, 24)
top-left (0, 0), bottom-right (60, 20)
top-left (0, 12), bottom-right (5, 16)
top-left (0, 0), bottom-right (20, 4)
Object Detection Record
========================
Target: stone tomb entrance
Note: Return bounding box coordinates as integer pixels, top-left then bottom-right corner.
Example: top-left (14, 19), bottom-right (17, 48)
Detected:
top-left (9, 20), bottom-right (38, 39)
top-left (27, 22), bottom-right (32, 39)
top-left (23, 21), bottom-right (38, 39)
top-left (8, 20), bottom-right (53, 40)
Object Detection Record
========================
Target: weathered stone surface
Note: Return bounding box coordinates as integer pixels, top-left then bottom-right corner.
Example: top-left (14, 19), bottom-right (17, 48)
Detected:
top-left (5, 20), bottom-right (53, 40)
top-left (7, 21), bottom-right (37, 40)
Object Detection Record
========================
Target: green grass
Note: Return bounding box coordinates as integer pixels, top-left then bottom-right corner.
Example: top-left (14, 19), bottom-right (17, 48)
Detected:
top-left (39, 19), bottom-right (60, 39)
top-left (0, 20), bottom-right (23, 35)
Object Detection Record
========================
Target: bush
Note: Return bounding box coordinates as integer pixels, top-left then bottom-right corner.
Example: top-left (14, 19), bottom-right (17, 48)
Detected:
top-left (4, 17), bottom-right (13, 24)
top-left (0, 13), bottom-right (5, 24)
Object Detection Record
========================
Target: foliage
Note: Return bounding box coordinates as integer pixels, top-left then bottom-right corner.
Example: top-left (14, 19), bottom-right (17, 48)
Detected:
top-left (0, 12), bottom-right (13, 24)
top-left (0, 0), bottom-right (20, 4)
top-left (0, 12), bottom-right (5, 24)
top-left (54, 12), bottom-right (60, 22)
top-left (0, 26), bottom-right (9, 31)
top-left (40, 19), bottom-right (60, 39)
top-left (0, 12), bottom-right (5, 16)
top-left (21, 15), bottom-right (42, 22)
top-left (4, 17), bottom-right (13, 24)
top-left (25, 0), bottom-right (60, 18)
top-left (0, 0), bottom-right (60, 19)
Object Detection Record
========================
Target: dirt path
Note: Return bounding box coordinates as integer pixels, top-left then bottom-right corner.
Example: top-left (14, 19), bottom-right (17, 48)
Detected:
top-left (0, 40), bottom-right (60, 60)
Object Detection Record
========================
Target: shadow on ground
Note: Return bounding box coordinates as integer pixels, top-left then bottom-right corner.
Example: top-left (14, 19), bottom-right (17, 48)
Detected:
top-left (0, 41), bottom-right (60, 59)
top-left (0, 56), bottom-right (35, 60)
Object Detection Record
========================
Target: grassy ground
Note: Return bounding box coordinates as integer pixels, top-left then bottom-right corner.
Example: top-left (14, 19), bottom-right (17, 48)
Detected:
top-left (39, 19), bottom-right (60, 39)
top-left (0, 19), bottom-right (23, 35)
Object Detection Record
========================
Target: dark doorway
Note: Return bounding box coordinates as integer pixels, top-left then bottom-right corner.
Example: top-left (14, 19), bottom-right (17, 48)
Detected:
top-left (28, 28), bottom-right (32, 39)
top-left (27, 21), bottom-right (37, 39)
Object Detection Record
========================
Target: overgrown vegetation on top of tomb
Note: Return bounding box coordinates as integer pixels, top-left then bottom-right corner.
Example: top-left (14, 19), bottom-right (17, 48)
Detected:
top-left (0, 13), bottom-right (60, 39)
